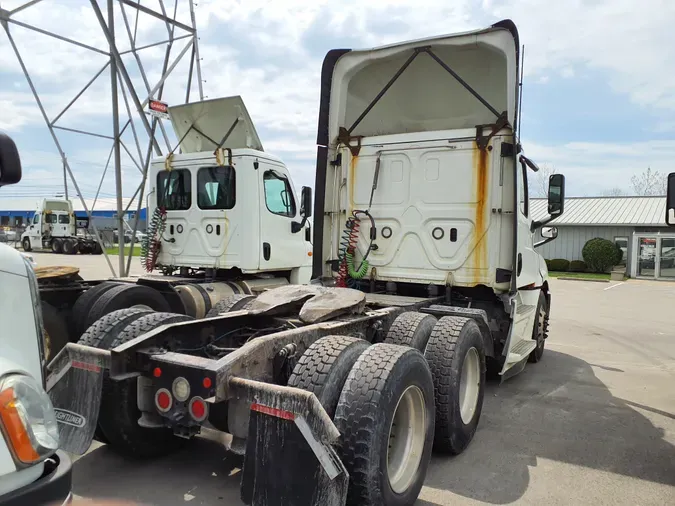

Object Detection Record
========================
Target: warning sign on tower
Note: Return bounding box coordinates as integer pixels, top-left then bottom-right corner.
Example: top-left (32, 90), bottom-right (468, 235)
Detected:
top-left (148, 100), bottom-right (169, 119)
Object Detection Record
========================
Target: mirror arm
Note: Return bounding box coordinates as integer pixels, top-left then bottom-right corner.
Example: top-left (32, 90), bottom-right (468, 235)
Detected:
top-left (534, 235), bottom-right (556, 248)
top-left (291, 216), bottom-right (307, 234)
top-left (530, 215), bottom-right (555, 232)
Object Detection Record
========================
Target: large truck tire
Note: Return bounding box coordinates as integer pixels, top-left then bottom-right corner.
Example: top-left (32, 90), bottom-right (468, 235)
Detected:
top-left (51, 238), bottom-right (63, 254)
top-left (62, 238), bottom-right (77, 255)
top-left (98, 312), bottom-right (194, 458)
top-left (288, 335), bottom-right (370, 418)
top-left (384, 312), bottom-right (437, 352)
top-left (22, 237), bottom-right (31, 252)
top-left (424, 316), bottom-right (486, 455)
top-left (77, 307), bottom-right (154, 443)
top-left (79, 307), bottom-right (154, 349)
top-left (334, 343), bottom-right (434, 506)
top-left (85, 284), bottom-right (171, 330)
top-left (205, 294), bottom-right (256, 318)
top-left (92, 242), bottom-right (103, 255)
top-left (528, 291), bottom-right (548, 363)
top-left (71, 282), bottom-right (121, 337)
top-left (41, 302), bottom-right (70, 362)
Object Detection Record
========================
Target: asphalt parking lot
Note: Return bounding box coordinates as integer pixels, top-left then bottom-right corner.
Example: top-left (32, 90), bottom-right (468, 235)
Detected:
top-left (28, 250), bottom-right (145, 279)
top-left (58, 270), bottom-right (675, 505)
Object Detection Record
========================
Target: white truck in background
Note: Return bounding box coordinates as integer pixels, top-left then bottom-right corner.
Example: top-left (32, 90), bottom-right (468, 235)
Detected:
top-left (0, 133), bottom-right (72, 505)
top-left (143, 95), bottom-right (313, 283)
top-left (35, 95), bottom-right (314, 362)
top-left (21, 198), bottom-right (103, 255)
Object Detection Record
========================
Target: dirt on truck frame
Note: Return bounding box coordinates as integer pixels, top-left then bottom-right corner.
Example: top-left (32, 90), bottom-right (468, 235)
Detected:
top-left (46, 19), bottom-right (568, 506)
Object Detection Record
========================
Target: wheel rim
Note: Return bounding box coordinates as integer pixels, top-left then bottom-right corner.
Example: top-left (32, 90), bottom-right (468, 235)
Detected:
top-left (536, 306), bottom-right (546, 350)
top-left (387, 385), bottom-right (426, 494)
top-left (131, 304), bottom-right (153, 311)
top-left (459, 347), bottom-right (480, 424)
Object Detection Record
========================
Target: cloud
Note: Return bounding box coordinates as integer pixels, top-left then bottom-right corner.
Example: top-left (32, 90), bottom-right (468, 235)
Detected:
top-left (523, 138), bottom-right (675, 196)
top-left (1, 0), bottom-right (674, 202)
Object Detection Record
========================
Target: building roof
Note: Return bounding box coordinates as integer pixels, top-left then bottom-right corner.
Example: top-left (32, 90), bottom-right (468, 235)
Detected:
top-left (0, 197), bottom-right (140, 213)
top-left (531, 196), bottom-right (667, 227)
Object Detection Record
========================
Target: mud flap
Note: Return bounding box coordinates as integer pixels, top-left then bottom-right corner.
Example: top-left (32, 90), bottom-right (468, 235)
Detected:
top-left (229, 378), bottom-right (348, 506)
top-left (45, 343), bottom-right (110, 455)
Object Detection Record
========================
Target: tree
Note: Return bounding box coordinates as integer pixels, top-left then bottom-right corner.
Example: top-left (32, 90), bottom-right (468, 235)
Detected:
top-left (582, 238), bottom-right (622, 273)
top-left (528, 164), bottom-right (556, 198)
top-left (602, 187), bottom-right (625, 196)
top-left (631, 167), bottom-right (667, 196)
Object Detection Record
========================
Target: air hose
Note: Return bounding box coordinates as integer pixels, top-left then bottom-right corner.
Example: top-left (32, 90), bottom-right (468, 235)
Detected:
top-left (336, 210), bottom-right (376, 287)
top-left (141, 207), bottom-right (166, 272)
top-left (141, 165), bottom-right (175, 272)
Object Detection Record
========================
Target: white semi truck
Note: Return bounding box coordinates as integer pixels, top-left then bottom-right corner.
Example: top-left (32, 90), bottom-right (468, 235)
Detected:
top-left (48, 19), bottom-right (564, 506)
top-left (21, 198), bottom-right (103, 255)
top-left (36, 96), bottom-right (313, 360)
top-left (0, 134), bottom-right (72, 505)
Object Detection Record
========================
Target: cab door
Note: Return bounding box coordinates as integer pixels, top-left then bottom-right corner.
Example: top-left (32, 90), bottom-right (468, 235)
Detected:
top-left (501, 158), bottom-right (540, 374)
top-left (54, 212), bottom-right (71, 237)
top-left (258, 164), bottom-right (310, 271)
top-left (27, 213), bottom-right (42, 249)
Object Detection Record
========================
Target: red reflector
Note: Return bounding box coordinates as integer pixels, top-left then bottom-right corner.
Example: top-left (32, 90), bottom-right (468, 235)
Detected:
top-left (153, 367), bottom-right (162, 378)
top-left (203, 377), bottom-right (212, 389)
top-left (156, 391), bottom-right (171, 411)
top-left (71, 360), bottom-right (100, 373)
top-left (250, 403), bottom-right (295, 421)
top-left (190, 399), bottom-right (206, 420)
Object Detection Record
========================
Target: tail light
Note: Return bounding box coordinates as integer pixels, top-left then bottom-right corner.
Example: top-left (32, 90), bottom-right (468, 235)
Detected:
top-left (189, 397), bottom-right (208, 422)
top-left (155, 388), bottom-right (172, 413)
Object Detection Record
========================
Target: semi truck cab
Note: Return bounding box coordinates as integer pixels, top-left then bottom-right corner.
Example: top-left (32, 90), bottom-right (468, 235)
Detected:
top-left (146, 96), bottom-right (313, 283)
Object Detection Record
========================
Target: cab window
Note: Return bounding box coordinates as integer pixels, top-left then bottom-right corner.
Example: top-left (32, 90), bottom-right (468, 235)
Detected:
top-left (197, 166), bottom-right (236, 210)
top-left (58, 215), bottom-right (70, 224)
top-left (33, 214), bottom-right (40, 224)
top-left (157, 169), bottom-right (191, 210)
top-left (263, 170), bottom-right (296, 218)
top-left (46, 214), bottom-right (58, 224)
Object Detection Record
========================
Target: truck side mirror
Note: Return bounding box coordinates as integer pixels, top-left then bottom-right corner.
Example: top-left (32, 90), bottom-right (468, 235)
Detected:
top-left (292, 187), bottom-right (313, 234)
top-left (531, 173), bottom-right (565, 231)
top-left (300, 186), bottom-right (312, 218)
top-left (548, 173), bottom-right (565, 217)
top-left (541, 226), bottom-right (558, 239)
top-left (534, 226), bottom-right (558, 248)
top-left (666, 173), bottom-right (675, 226)
top-left (0, 133), bottom-right (22, 187)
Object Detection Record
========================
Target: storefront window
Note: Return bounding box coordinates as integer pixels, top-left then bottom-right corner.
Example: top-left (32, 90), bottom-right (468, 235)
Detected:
top-left (614, 237), bottom-right (628, 266)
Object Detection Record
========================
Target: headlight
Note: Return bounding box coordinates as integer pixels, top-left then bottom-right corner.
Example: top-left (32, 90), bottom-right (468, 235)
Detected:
top-left (0, 374), bottom-right (59, 465)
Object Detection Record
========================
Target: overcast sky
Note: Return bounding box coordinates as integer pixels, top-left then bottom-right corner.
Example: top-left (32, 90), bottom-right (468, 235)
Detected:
top-left (1, 0), bottom-right (674, 206)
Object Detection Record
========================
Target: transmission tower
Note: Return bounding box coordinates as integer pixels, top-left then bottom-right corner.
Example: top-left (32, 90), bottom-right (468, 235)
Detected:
top-left (0, 0), bottom-right (204, 277)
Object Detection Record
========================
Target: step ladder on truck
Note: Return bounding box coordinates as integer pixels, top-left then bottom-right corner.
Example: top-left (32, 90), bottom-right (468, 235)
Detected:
top-left (46, 19), bottom-right (567, 506)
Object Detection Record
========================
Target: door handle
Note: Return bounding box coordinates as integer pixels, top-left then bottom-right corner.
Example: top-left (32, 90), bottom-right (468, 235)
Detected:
top-left (263, 242), bottom-right (271, 261)
top-left (517, 253), bottom-right (523, 276)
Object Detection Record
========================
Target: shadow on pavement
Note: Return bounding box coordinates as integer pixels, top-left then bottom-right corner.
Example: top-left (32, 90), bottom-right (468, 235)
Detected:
top-left (73, 350), bottom-right (675, 506)
top-left (72, 437), bottom-right (244, 505)
top-left (419, 349), bottom-right (675, 504)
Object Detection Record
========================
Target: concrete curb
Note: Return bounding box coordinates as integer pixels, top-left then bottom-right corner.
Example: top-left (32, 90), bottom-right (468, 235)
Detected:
top-left (556, 277), bottom-right (610, 283)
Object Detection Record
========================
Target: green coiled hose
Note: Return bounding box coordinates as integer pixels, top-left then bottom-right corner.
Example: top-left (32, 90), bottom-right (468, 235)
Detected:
top-left (346, 251), bottom-right (369, 279)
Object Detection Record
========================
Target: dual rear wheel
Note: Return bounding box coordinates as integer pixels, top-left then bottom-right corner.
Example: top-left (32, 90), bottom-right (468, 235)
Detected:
top-left (288, 311), bottom-right (487, 505)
